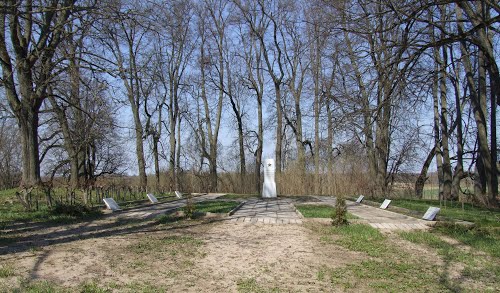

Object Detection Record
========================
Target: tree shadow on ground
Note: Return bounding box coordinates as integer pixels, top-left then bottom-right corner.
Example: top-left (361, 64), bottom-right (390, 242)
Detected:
top-left (0, 204), bottom-right (229, 256)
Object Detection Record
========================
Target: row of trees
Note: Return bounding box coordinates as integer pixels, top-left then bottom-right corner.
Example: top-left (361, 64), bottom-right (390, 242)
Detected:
top-left (0, 0), bottom-right (498, 206)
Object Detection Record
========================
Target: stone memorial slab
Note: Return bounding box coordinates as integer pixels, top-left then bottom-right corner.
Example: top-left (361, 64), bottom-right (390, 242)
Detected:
top-left (175, 190), bottom-right (183, 199)
top-left (422, 206), bottom-right (440, 221)
top-left (380, 199), bottom-right (391, 209)
top-left (146, 193), bottom-right (159, 203)
top-left (103, 198), bottom-right (121, 211)
top-left (355, 195), bottom-right (364, 203)
top-left (262, 158), bottom-right (277, 198)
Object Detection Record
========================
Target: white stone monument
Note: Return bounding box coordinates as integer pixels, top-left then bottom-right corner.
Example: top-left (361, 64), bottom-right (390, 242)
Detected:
top-left (146, 193), bottom-right (159, 203)
top-left (380, 199), bottom-right (391, 209)
top-left (355, 195), bottom-right (364, 203)
top-left (262, 158), bottom-right (277, 198)
top-left (103, 198), bottom-right (121, 211)
top-left (422, 207), bottom-right (440, 221)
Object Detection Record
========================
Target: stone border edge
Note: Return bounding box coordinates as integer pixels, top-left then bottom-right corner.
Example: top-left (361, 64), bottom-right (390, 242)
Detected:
top-left (292, 204), bottom-right (305, 219)
top-left (228, 201), bottom-right (246, 216)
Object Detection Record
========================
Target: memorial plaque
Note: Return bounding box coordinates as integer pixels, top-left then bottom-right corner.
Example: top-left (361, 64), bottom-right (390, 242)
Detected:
top-left (422, 206), bottom-right (440, 221)
top-left (380, 199), bottom-right (391, 209)
top-left (355, 195), bottom-right (364, 203)
top-left (262, 158), bottom-right (277, 198)
top-left (103, 198), bottom-right (121, 211)
top-left (146, 193), bottom-right (159, 203)
top-left (175, 190), bottom-right (183, 199)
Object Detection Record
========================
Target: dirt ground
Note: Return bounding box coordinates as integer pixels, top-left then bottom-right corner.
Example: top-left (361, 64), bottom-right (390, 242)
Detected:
top-left (0, 214), bottom-right (366, 292)
top-left (0, 213), bottom-right (497, 292)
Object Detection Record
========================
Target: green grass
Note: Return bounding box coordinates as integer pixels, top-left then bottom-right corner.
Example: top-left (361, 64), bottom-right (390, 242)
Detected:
top-left (332, 224), bottom-right (388, 257)
top-left (78, 281), bottom-right (111, 293)
top-left (358, 197), bottom-right (500, 260)
top-left (314, 223), bottom-right (388, 257)
top-left (0, 188), bottom-right (174, 224)
top-left (218, 193), bottom-right (257, 200)
top-left (236, 278), bottom-right (279, 293)
top-left (191, 200), bottom-right (240, 214)
top-left (15, 279), bottom-right (66, 293)
top-left (309, 222), bottom-right (447, 291)
top-left (0, 265), bottom-right (14, 278)
top-left (327, 259), bottom-right (443, 292)
top-left (295, 204), bottom-right (357, 219)
top-left (129, 235), bottom-right (203, 256)
top-left (385, 198), bottom-right (499, 227)
top-left (310, 221), bottom-right (499, 292)
top-left (399, 229), bottom-right (499, 286)
top-left (434, 223), bottom-right (500, 258)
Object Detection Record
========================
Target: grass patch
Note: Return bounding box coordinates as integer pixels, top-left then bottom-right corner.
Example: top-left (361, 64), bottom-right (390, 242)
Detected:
top-left (78, 280), bottom-right (111, 293)
top-left (400, 229), bottom-right (500, 286)
top-left (399, 230), bottom-right (451, 250)
top-left (333, 224), bottom-right (388, 257)
top-left (365, 198), bottom-right (499, 259)
top-left (237, 278), bottom-right (279, 293)
top-left (295, 204), bottom-right (357, 219)
top-left (219, 193), bottom-right (257, 200)
top-left (434, 223), bottom-right (500, 258)
top-left (314, 223), bottom-right (388, 257)
top-left (129, 235), bottom-right (203, 256)
top-left (191, 200), bottom-right (240, 214)
top-left (16, 279), bottom-right (66, 293)
top-left (328, 259), bottom-right (443, 292)
top-left (386, 198), bottom-right (499, 228)
top-left (0, 265), bottom-right (14, 278)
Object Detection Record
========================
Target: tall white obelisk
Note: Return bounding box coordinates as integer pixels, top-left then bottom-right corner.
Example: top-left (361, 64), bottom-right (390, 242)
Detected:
top-left (262, 159), bottom-right (277, 198)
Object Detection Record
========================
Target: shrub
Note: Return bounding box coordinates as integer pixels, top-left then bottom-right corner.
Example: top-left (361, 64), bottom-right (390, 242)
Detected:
top-left (183, 195), bottom-right (196, 219)
top-left (51, 202), bottom-right (100, 217)
top-left (332, 195), bottom-right (348, 226)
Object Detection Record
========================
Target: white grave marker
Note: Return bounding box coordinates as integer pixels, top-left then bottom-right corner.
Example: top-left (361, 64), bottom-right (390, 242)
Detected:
top-left (380, 199), bottom-right (391, 209)
top-left (146, 193), bottom-right (159, 203)
top-left (262, 158), bottom-right (277, 198)
top-left (355, 195), bottom-right (364, 203)
top-left (422, 207), bottom-right (440, 221)
top-left (103, 198), bottom-right (121, 211)
top-left (175, 190), bottom-right (183, 199)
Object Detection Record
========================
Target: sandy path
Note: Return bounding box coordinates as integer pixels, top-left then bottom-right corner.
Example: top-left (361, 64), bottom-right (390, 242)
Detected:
top-left (187, 220), bottom-right (359, 292)
top-left (1, 217), bottom-right (362, 292)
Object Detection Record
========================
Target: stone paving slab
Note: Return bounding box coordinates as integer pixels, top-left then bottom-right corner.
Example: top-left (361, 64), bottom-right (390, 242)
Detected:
top-left (230, 198), bottom-right (302, 225)
top-left (312, 196), bottom-right (432, 231)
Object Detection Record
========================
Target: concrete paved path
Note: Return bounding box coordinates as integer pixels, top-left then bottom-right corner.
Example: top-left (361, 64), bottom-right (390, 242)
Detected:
top-left (313, 196), bottom-right (431, 231)
top-left (230, 198), bottom-right (303, 225)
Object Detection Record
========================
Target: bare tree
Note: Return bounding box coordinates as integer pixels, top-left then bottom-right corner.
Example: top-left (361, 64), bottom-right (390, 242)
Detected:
top-left (0, 0), bottom-right (84, 187)
top-left (98, 1), bottom-right (153, 188)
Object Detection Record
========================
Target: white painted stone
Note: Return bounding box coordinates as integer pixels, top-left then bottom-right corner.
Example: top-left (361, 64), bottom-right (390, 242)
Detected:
top-left (103, 198), bottom-right (121, 211)
top-left (146, 193), bottom-right (159, 203)
top-left (380, 199), bottom-right (391, 209)
top-left (262, 159), bottom-right (277, 198)
top-left (174, 190), bottom-right (183, 198)
top-left (422, 207), bottom-right (440, 221)
top-left (355, 195), bottom-right (364, 203)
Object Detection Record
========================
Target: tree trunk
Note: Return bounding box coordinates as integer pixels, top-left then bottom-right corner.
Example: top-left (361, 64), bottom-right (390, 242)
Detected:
top-left (256, 92), bottom-right (263, 195)
top-left (415, 147), bottom-right (436, 198)
top-left (450, 46), bottom-right (463, 201)
top-left (18, 105), bottom-right (41, 187)
top-left (275, 84), bottom-right (283, 174)
top-left (131, 100), bottom-right (147, 188)
top-left (169, 111), bottom-right (177, 191)
top-left (343, 27), bottom-right (377, 195)
top-left (153, 135), bottom-right (160, 189)
top-left (430, 24), bottom-right (444, 200)
top-left (438, 43), bottom-right (452, 201)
